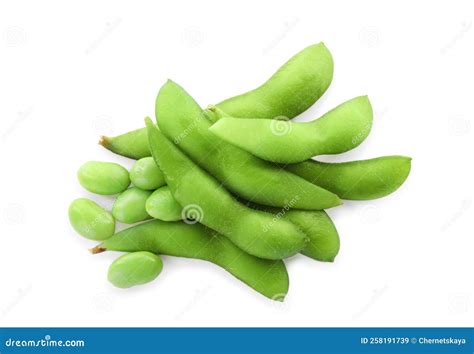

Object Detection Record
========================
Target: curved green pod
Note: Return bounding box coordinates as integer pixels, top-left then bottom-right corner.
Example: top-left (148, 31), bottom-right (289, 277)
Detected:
top-left (143, 186), bottom-right (340, 262)
top-left (146, 186), bottom-right (183, 221)
top-left (112, 187), bottom-right (153, 224)
top-left (211, 42), bottom-right (333, 120)
top-left (108, 251), bottom-right (163, 288)
top-left (146, 118), bottom-right (308, 260)
top-left (100, 43), bottom-right (333, 159)
top-left (285, 156), bottom-right (412, 200)
top-left (99, 128), bottom-right (150, 160)
top-left (77, 161), bottom-right (130, 195)
top-left (209, 96), bottom-right (373, 164)
top-left (68, 198), bottom-right (115, 240)
top-left (92, 220), bottom-right (289, 300)
top-left (155, 80), bottom-right (341, 210)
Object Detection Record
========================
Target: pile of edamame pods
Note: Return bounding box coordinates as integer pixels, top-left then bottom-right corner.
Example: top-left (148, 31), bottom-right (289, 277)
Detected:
top-left (69, 42), bottom-right (411, 301)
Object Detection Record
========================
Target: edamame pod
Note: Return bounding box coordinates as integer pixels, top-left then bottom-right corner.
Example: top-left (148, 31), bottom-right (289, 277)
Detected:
top-left (155, 80), bottom-right (341, 210)
top-left (146, 118), bottom-right (308, 260)
top-left (146, 186), bottom-right (183, 221)
top-left (68, 198), bottom-right (115, 240)
top-left (112, 187), bottom-right (153, 224)
top-left (209, 96), bottom-right (373, 164)
top-left (209, 42), bottom-right (333, 121)
top-left (99, 128), bottom-right (150, 160)
top-left (78, 161), bottom-right (130, 195)
top-left (130, 157), bottom-right (166, 190)
top-left (143, 186), bottom-right (340, 262)
top-left (100, 43), bottom-right (334, 159)
top-left (285, 156), bottom-right (412, 200)
top-left (108, 251), bottom-right (163, 288)
top-left (91, 220), bottom-right (289, 300)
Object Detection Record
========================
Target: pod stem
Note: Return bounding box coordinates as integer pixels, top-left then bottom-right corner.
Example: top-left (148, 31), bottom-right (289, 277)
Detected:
top-left (98, 136), bottom-right (110, 147)
top-left (89, 245), bottom-right (106, 254)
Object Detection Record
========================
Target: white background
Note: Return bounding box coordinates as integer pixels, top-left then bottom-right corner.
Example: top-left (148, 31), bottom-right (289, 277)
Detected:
top-left (1, 0), bottom-right (473, 327)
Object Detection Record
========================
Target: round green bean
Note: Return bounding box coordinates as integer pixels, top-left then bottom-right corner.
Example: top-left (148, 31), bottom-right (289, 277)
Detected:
top-left (130, 157), bottom-right (166, 190)
top-left (285, 156), bottom-right (412, 200)
top-left (155, 80), bottom-right (341, 210)
top-left (146, 118), bottom-right (308, 260)
top-left (108, 251), bottom-right (163, 288)
top-left (68, 198), bottom-right (115, 240)
top-left (112, 187), bottom-right (152, 224)
top-left (92, 220), bottom-right (289, 300)
top-left (78, 161), bottom-right (130, 195)
top-left (146, 186), bottom-right (183, 221)
top-left (209, 96), bottom-right (373, 163)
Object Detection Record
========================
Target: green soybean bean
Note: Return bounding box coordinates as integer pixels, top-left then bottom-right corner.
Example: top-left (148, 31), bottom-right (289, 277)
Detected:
top-left (209, 96), bottom-right (373, 164)
top-left (108, 251), bottom-right (163, 288)
top-left (146, 118), bottom-right (307, 260)
top-left (68, 198), bottom-right (115, 240)
top-left (112, 187), bottom-right (152, 224)
top-left (155, 80), bottom-right (341, 210)
top-left (146, 186), bottom-right (183, 221)
top-left (130, 157), bottom-right (166, 190)
top-left (78, 161), bottom-right (130, 195)
top-left (285, 156), bottom-right (412, 200)
top-left (100, 43), bottom-right (333, 159)
top-left (92, 220), bottom-right (289, 300)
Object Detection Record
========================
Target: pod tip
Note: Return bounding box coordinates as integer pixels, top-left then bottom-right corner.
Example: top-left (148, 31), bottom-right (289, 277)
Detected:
top-left (90, 245), bottom-right (106, 254)
top-left (98, 135), bottom-right (109, 147)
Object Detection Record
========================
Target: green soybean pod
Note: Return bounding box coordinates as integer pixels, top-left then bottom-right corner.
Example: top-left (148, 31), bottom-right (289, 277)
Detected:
top-left (146, 118), bottom-right (307, 260)
top-left (285, 156), bottom-right (412, 200)
top-left (68, 198), bottom-right (115, 240)
top-left (100, 43), bottom-right (334, 159)
top-left (146, 186), bottom-right (183, 221)
top-left (92, 220), bottom-right (289, 300)
top-left (155, 80), bottom-right (341, 210)
top-left (213, 42), bottom-right (333, 121)
top-left (108, 251), bottom-right (163, 288)
top-left (209, 96), bottom-right (373, 164)
top-left (130, 157), bottom-right (166, 190)
top-left (99, 128), bottom-right (150, 160)
top-left (78, 161), bottom-right (130, 195)
top-left (145, 189), bottom-right (340, 262)
top-left (112, 187), bottom-right (153, 224)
